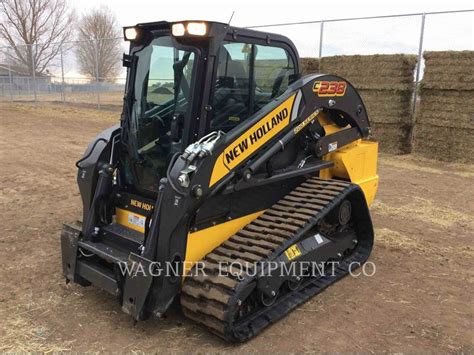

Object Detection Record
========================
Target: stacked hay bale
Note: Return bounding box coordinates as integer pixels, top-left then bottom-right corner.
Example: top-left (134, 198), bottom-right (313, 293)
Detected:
top-left (413, 51), bottom-right (474, 163)
top-left (300, 57), bottom-right (320, 75)
top-left (300, 55), bottom-right (417, 154)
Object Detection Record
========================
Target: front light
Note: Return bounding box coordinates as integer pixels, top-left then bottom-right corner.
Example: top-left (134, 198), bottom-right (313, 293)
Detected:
top-left (124, 27), bottom-right (138, 41)
top-left (172, 23), bottom-right (186, 36)
top-left (187, 22), bottom-right (207, 36)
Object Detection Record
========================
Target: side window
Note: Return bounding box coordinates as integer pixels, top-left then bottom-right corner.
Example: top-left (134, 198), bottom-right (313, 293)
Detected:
top-left (254, 45), bottom-right (294, 111)
top-left (211, 41), bottom-right (295, 133)
top-left (145, 43), bottom-right (195, 109)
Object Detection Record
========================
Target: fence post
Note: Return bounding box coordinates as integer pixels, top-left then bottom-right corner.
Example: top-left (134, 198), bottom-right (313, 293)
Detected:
top-left (7, 48), bottom-right (13, 101)
top-left (95, 39), bottom-right (101, 110)
top-left (413, 13), bottom-right (426, 114)
top-left (318, 21), bottom-right (324, 72)
top-left (60, 43), bottom-right (66, 103)
top-left (408, 13), bottom-right (426, 151)
top-left (31, 43), bottom-right (37, 102)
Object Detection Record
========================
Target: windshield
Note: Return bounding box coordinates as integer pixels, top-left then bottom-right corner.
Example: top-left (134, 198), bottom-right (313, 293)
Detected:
top-left (125, 35), bottom-right (196, 192)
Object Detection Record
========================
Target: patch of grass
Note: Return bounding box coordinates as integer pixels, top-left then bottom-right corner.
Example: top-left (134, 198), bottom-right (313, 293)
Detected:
top-left (0, 102), bottom-right (118, 124)
top-left (372, 197), bottom-right (473, 228)
top-left (380, 153), bottom-right (474, 178)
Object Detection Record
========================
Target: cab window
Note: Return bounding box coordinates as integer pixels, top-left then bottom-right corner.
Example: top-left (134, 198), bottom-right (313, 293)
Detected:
top-left (211, 42), bottom-right (295, 132)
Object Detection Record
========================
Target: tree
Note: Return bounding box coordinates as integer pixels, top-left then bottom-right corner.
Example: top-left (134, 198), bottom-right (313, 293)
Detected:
top-left (75, 7), bottom-right (122, 82)
top-left (0, 0), bottom-right (75, 75)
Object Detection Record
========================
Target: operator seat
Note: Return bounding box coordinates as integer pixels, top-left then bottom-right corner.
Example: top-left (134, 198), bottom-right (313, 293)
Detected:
top-left (211, 48), bottom-right (250, 132)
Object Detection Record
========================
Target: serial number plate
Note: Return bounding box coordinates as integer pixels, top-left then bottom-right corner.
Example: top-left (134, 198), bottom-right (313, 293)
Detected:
top-left (128, 214), bottom-right (145, 229)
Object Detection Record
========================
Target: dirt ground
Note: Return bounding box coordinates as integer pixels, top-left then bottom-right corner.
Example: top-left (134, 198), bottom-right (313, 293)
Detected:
top-left (1, 102), bottom-right (473, 352)
top-left (0, 91), bottom-right (123, 110)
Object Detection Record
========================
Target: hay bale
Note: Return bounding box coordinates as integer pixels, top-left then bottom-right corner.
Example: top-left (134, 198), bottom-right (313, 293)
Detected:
top-left (371, 122), bottom-right (411, 154)
top-left (413, 124), bottom-right (474, 163)
top-left (424, 51), bottom-right (473, 60)
top-left (300, 58), bottom-right (320, 75)
top-left (422, 51), bottom-right (474, 90)
top-left (415, 90), bottom-right (474, 129)
top-left (300, 54), bottom-right (418, 154)
top-left (300, 55), bottom-right (417, 90)
top-left (414, 51), bottom-right (474, 162)
top-left (320, 54), bottom-right (417, 90)
top-left (359, 89), bottom-right (413, 125)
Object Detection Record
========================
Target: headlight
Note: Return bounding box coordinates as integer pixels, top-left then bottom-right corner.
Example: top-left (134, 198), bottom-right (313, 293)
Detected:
top-left (187, 22), bottom-right (207, 36)
top-left (123, 27), bottom-right (138, 41)
top-left (171, 23), bottom-right (186, 36)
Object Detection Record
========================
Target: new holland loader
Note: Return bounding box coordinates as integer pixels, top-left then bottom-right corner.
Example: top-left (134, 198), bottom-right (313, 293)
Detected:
top-left (61, 20), bottom-right (379, 342)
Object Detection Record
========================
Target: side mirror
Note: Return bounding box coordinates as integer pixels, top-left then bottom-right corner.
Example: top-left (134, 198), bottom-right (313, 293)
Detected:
top-left (170, 113), bottom-right (184, 142)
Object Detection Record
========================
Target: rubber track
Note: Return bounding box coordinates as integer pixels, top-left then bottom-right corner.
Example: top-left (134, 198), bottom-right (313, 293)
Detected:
top-left (181, 177), bottom-right (373, 342)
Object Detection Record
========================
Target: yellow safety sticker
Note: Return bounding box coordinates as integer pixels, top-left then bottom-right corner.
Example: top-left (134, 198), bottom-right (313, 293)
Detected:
top-left (285, 244), bottom-right (302, 261)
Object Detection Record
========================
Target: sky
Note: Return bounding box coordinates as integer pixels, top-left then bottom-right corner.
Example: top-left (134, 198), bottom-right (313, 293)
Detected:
top-left (70, 0), bottom-right (473, 57)
top-left (21, 0), bottom-right (470, 80)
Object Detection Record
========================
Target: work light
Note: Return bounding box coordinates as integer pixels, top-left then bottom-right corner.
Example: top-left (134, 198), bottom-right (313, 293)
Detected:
top-left (171, 23), bottom-right (186, 36)
top-left (172, 22), bottom-right (208, 36)
top-left (187, 22), bottom-right (207, 36)
top-left (123, 27), bottom-right (138, 41)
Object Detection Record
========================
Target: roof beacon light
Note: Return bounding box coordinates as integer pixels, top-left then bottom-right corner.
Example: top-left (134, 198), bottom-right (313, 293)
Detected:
top-left (172, 23), bottom-right (186, 36)
top-left (187, 22), bottom-right (207, 36)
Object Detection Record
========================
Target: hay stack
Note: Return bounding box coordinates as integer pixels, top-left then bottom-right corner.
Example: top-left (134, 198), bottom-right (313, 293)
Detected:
top-left (301, 55), bottom-right (417, 154)
top-left (321, 54), bottom-right (417, 91)
top-left (414, 51), bottom-right (474, 163)
top-left (421, 51), bottom-right (474, 91)
top-left (300, 57), bottom-right (320, 75)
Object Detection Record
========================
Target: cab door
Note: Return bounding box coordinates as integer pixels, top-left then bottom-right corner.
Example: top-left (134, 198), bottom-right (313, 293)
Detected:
top-left (192, 40), bottom-right (299, 229)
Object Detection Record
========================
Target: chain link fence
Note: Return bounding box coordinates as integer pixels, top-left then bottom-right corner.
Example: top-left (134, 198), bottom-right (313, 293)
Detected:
top-left (0, 38), bottom-right (127, 109)
top-left (0, 9), bottom-right (472, 110)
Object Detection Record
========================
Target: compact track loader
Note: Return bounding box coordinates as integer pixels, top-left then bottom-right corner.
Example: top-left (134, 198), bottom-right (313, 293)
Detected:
top-left (61, 20), bottom-right (379, 342)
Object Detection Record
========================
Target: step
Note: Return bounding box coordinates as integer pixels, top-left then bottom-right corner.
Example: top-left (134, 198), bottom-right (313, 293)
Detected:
top-left (101, 223), bottom-right (144, 253)
top-left (78, 239), bottom-right (129, 263)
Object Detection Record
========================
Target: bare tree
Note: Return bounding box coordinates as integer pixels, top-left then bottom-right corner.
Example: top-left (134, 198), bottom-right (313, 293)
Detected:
top-left (0, 0), bottom-right (75, 75)
top-left (75, 7), bottom-right (122, 82)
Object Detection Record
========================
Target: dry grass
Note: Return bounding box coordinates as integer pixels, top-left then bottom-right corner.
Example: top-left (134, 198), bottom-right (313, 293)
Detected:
top-left (0, 317), bottom-right (75, 352)
top-left (372, 197), bottom-right (473, 229)
top-left (0, 102), bottom-right (119, 124)
top-left (375, 227), bottom-right (474, 259)
top-left (0, 291), bottom-right (74, 352)
top-left (375, 227), bottom-right (422, 250)
top-left (380, 153), bottom-right (474, 178)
